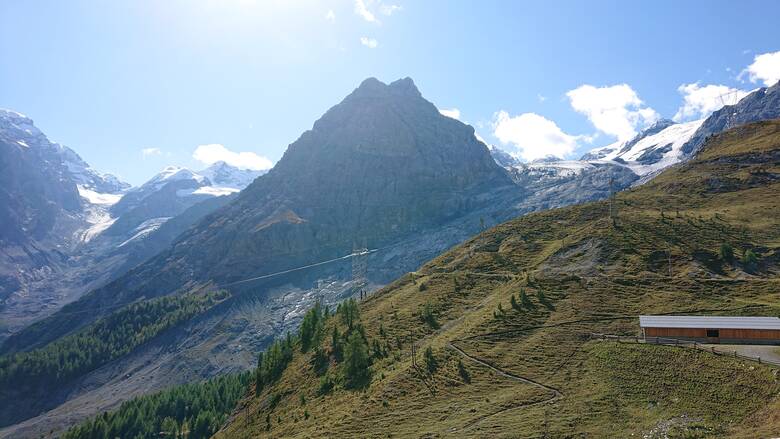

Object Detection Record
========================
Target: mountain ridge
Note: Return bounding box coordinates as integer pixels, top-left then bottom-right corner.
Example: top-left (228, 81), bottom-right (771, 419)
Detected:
top-left (216, 118), bottom-right (780, 438)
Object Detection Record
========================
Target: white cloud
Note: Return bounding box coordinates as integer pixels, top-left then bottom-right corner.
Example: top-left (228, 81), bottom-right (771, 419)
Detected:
top-left (192, 144), bottom-right (273, 170)
top-left (740, 50), bottom-right (780, 87)
top-left (492, 111), bottom-right (580, 161)
top-left (354, 0), bottom-right (378, 23)
top-left (141, 147), bottom-right (162, 158)
top-left (379, 3), bottom-right (402, 15)
top-left (325, 9), bottom-right (335, 22)
top-left (566, 84), bottom-right (659, 141)
top-left (360, 36), bottom-right (378, 49)
top-left (439, 108), bottom-right (461, 120)
top-left (673, 83), bottom-right (749, 122)
top-left (537, 94), bottom-right (547, 103)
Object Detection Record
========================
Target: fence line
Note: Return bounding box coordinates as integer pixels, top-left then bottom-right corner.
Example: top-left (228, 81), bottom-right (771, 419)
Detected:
top-left (590, 333), bottom-right (780, 367)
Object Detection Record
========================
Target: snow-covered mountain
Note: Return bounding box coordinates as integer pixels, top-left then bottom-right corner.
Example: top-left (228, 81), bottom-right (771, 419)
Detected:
top-left (0, 109), bottom-right (262, 338)
top-left (581, 118), bottom-right (704, 176)
top-left (0, 109), bottom-right (132, 329)
top-left (106, 163), bottom-right (263, 240)
top-left (577, 81), bottom-right (780, 179)
top-left (0, 109), bottom-right (130, 196)
top-left (200, 161), bottom-right (264, 190)
top-left (110, 166), bottom-right (208, 216)
top-left (492, 116), bottom-right (708, 185)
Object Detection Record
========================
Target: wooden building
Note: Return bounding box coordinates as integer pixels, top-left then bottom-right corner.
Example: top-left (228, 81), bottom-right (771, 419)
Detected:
top-left (639, 315), bottom-right (780, 345)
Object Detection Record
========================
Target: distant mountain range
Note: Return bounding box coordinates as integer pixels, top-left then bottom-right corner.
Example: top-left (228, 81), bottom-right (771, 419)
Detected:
top-left (491, 80), bottom-right (780, 185)
top-left (1, 77), bottom-right (779, 436)
top-left (0, 110), bottom-right (264, 342)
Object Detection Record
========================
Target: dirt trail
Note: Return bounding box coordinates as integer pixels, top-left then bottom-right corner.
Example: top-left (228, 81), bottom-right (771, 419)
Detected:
top-left (441, 303), bottom-right (770, 433)
top-left (447, 341), bottom-right (562, 431)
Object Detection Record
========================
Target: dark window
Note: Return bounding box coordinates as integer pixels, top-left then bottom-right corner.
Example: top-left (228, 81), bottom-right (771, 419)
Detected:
top-left (706, 329), bottom-right (719, 338)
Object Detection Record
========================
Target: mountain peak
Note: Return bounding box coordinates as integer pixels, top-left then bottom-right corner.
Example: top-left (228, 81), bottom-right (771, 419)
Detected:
top-left (200, 161), bottom-right (265, 189)
top-left (645, 118), bottom-right (676, 133)
top-left (389, 77), bottom-right (421, 97)
top-left (0, 108), bottom-right (43, 141)
top-left (204, 161), bottom-right (230, 170)
top-left (531, 154), bottom-right (563, 164)
top-left (350, 76), bottom-right (422, 99)
top-left (147, 166), bottom-right (204, 186)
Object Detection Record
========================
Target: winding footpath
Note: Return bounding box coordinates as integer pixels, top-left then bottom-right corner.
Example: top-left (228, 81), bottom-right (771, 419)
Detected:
top-left (447, 341), bottom-right (562, 431)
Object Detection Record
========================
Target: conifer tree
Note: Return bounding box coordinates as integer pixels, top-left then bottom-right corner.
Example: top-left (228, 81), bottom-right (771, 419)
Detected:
top-left (520, 289), bottom-right (533, 308)
top-left (720, 243), bottom-right (734, 262)
top-left (343, 331), bottom-right (370, 388)
top-left (331, 326), bottom-right (343, 362)
top-left (424, 347), bottom-right (438, 374)
top-left (457, 359), bottom-right (471, 383)
top-left (742, 249), bottom-right (758, 271)
top-left (510, 294), bottom-right (520, 311)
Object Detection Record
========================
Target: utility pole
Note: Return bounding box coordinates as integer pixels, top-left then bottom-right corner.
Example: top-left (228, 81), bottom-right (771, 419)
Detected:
top-left (608, 177), bottom-right (617, 225)
top-left (352, 239), bottom-right (368, 300)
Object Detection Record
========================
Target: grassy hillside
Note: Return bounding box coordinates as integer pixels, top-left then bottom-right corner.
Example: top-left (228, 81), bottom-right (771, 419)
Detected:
top-left (217, 120), bottom-right (780, 438)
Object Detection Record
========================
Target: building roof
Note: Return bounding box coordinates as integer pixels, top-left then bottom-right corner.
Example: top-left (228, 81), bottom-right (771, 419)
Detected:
top-left (639, 315), bottom-right (780, 330)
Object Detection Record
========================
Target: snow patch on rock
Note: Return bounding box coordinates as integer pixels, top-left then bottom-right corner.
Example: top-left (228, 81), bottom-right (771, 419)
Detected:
top-left (118, 217), bottom-right (172, 248)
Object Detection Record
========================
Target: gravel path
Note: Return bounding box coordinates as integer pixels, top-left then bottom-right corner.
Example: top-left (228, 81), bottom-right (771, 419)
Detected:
top-left (702, 344), bottom-right (780, 365)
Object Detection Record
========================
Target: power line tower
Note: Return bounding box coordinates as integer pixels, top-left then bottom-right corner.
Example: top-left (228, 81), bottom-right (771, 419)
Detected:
top-left (352, 240), bottom-right (368, 300)
top-left (608, 177), bottom-right (618, 225)
top-left (718, 89), bottom-right (741, 107)
top-left (718, 89), bottom-right (743, 120)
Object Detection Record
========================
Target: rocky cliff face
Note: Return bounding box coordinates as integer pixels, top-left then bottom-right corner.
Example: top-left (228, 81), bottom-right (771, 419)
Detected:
top-left (0, 110), bottom-right (83, 246)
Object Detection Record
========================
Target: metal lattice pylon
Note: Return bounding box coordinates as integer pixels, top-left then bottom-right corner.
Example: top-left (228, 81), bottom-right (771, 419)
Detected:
top-left (352, 240), bottom-right (368, 299)
top-left (718, 89), bottom-right (743, 107)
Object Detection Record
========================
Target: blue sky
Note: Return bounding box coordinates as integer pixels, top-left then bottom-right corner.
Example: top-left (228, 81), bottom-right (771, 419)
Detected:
top-left (2, 0), bottom-right (780, 185)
